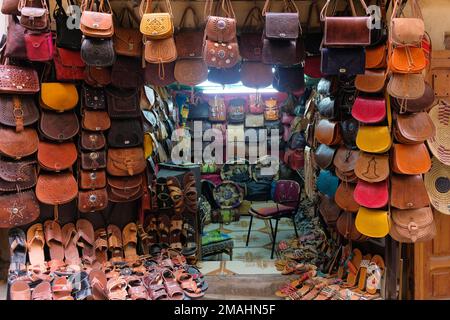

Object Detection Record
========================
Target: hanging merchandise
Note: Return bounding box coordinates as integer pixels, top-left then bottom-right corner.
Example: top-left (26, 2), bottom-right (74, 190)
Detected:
top-left (424, 158), bottom-right (450, 215)
top-left (113, 6), bottom-right (142, 57)
top-left (18, 0), bottom-right (50, 31)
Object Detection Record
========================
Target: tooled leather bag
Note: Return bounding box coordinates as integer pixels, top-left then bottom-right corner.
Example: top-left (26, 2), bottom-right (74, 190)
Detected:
top-left (394, 112), bottom-right (436, 144)
top-left (40, 110), bottom-right (79, 142)
top-left (79, 169), bottom-right (106, 189)
top-left (144, 37), bottom-right (177, 64)
top-left (174, 59), bottom-right (208, 86)
top-left (54, 0), bottom-right (83, 50)
top-left (54, 47), bottom-right (86, 81)
top-left (175, 6), bottom-right (203, 58)
top-left (18, 0), bottom-right (50, 31)
top-left (239, 6), bottom-right (264, 62)
top-left (81, 150), bottom-right (107, 170)
top-left (80, 131), bottom-right (106, 151)
top-left (314, 144), bottom-right (337, 170)
top-left (0, 191), bottom-right (40, 228)
top-left (0, 65), bottom-right (40, 94)
top-left (37, 141), bottom-right (77, 171)
top-left (321, 47), bottom-right (366, 76)
top-left (318, 194), bottom-right (341, 227)
top-left (81, 37), bottom-right (116, 67)
top-left (4, 15), bottom-right (27, 60)
top-left (36, 172), bottom-right (78, 205)
top-left (240, 62), bottom-right (273, 89)
top-left (0, 159), bottom-right (37, 192)
top-left (113, 7), bottom-right (142, 57)
top-left (203, 40), bottom-right (240, 69)
top-left (389, 207), bottom-right (436, 243)
top-left (145, 61), bottom-right (176, 86)
top-left (391, 143), bottom-right (431, 175)
top-left (321, 0), bottom-right (371, 46)
top-left (204, 0), bottom-right (237, 43)
top-left (80, 0), bottom-right (114, 38)
top-left (390, 0), bottom-right (425, 47)
top-left (82, 110), bottom-right (111, 131)
top-left (0, 127), bottom-right (38, 159)
top-left (107, 148), bottom-right (146, 176)
top-left (273, 65), bottom-right (305, 93)
top-left (78, 189), bottom-right (108, 213)
top-left (82, 84), bottom-right (106, 110)
top-left (139, 0), bottom-right (174, 39)
top-left (106, 87), bottom-right (140, 119)
top-left (111, 56), bottom-right (144, 89)
top-left (391, 174), bottom-right (430, 209)
top-left (262, 0), bottom-right (300, 40)
top-left (84, 66), bottom-right (112, 87)
top-left (355, 152), bottom-right (389, 183)
top-left (0, 95), bottom-right (39, 132)
top-left (107, 119), bottom-right (144, 148)
top-left (108, 175), bottom-right (144, 202)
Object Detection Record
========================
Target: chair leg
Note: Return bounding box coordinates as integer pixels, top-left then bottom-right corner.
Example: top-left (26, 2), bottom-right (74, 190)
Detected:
top-left (269, 219), bottom-right (274, 236)
top-left (271, 219), bottom-right (279, 259)
top-left (246, 215), bottom-right (253, 247)
top-left (292, 216), bottom-right (299, 238)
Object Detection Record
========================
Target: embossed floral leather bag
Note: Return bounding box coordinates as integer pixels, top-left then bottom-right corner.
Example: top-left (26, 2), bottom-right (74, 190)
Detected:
top-left (106, 87), bottom-right (140, 119)
top-left (0, 191), bottom-right (40, 228)
top-left (40, 83), bottom-right (78, 112)
top-left (0, 95), bottom-right (39, 132)
top-left (18, 0), bottom-right (50, 31)
top-left (174, 59), bottom-right (208, 86)
top-left (80, 0), bottom-right (114, 38)
top-left (0, 65), bottom-right (40, 94)
top-left (81, 37), bottom-right (116, 67)
top-left (139, 0), bottom-right (174, 39)
top-left (107, 148), bottom-right (146, 176)
top-left (0, 159), bottom-right (37, 192)
top-left (36, 172), bottom-right (78, 205)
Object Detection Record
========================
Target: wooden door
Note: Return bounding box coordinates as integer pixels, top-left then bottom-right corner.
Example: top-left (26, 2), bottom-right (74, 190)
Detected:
top-left (415, 212), bottom-right (450, 299)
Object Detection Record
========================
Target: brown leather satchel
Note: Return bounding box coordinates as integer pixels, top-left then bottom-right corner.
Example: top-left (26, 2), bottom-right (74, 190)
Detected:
top-left (389, 207), bottom-right (436, 243)
top-left (82, 110), bottom-right (111, 131)
top-left (107, 175), bottom-right (144, 202)
top-left (107, 148), bottom-right (146, 176)
top-left (107, 119), bottom-right (144, 148)
top-left (5, 15), bottom-right (27, 60)
top-left (204, 0), bottom-right (237, 43)
top-left (394, 112), bottom-right (436, 144)
top-left (240, 62), bottom-right (273, 89)
top-left (336, 211), bottom-right (368, 242)
top-left (38, 141), bottom-right (77, 172)
top-left (81, 151), bottom-right (107, 170)
top-left (106, 87), bottom-right (140, 119)
top-left (80, 0), bottom-right (114, 38)
top-left (175, 6), bottom-right (203, 58)
top-left (333, 147), bottom-right (359, 174)
top-left (82, 84), bottom-right (106, 110)
top-left (335, 183), bottom-right (360, 212)
top-left (0, 65), bottom-right (40, 94)
top-left (0, 159), bottom-right (37, 192)
top-left (113, 7), bottom-right (142, 57)
top-left (80, 131), bottom-right (106, 151)
top-left (0, 95), bottom-right (39, 132)
top-left (391, 143), bottom-right (431, 175)
top-left (355, 70), bottom-right (386, 93)
top-left (111, 56), bottom-right (144, 89)
top-left (318, 194), bottom-right (341, 227)
top-left (0, 191), bottom-right (40, 228)
top-left (145, 61), bottom-right (176, 86)
top-left (144, 37), bottom-right (177, 64)
top-left (313, 144), bottom-right (336, 170)
top-left (78, 189), bottom-right (108, 213)
top-left (262, 0), bottom-right (300, 40)
top-left (36, 172), bottom-right (78, 205)
top-left (39, 111), bottom-right (79, 142)
top-left (84, 66), bottom-right (112, 87)
top-left (390, 174), bottom-right (430, 209)
top-left (174, 59), bottom-right (208, 86)
top-left (315, 119), bottom-right (342, 146)
top-left (239, 6), bottom-right (264, 62)
top-left (393, 83), bottom-right (435, 114)
top-left (387, 73), bottom-right (425, 100)
top-left (18, 0), bottom-right (49, 31)
top-left (203, 40), bottom-right (240, 69)
top-left (355, 152), bottom-right (389, 183)
top-left (365, 44), bottom-right (387, 69)
top-left (0, 127), bottom-right (38, 159)
top-left (79, 169), bottom-right (107, 189)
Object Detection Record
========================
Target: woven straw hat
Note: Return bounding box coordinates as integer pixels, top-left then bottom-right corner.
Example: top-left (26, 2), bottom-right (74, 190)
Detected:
top-left (427, 101), bottom-right (450, 165)
top-left (424, 157), bottom-right (450, 215)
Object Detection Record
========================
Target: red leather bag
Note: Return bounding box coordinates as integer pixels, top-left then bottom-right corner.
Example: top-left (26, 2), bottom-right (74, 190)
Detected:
top-left (353, 179), bottom-right (389, 209)
top-left (351, 96), bottom-right (386, 124)
top-left (54, 47), bottom-right (86, 81)
top-left (24, 31), bottom-right (53, 62)
top-left (304, 55), bottom-right (323, 78)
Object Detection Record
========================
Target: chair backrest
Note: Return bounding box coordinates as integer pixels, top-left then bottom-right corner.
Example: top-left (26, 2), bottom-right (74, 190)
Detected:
top-left (273, 180), bottom-right (301, 208)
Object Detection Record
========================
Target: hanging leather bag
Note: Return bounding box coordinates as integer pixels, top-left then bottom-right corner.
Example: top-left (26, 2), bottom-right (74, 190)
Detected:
top-left (175, 6), bottom-right (203, 58)
top-left (4, 15), bottom-right (27, 60)
top-left (239, 6), bottom-right (264, 62)
top-left (0, 65), bottom-right (40, 94)
top-left (81, 37), bottom-right (116, 67)
top-left (113, 6), bottom-right (143, 57)
top-left (54, 47), bottom-right (86, 81)
top-left (321, 47), bottom-right (366, 76)
top-left (262, 0), bottom-right (300, 40)
top-left (24, 31), bottom-right (53, 62)
top-left (106, 87), bottom-right (140, 119)
top-left (80, 0), bottom-right (114, 38)
top-left (139, 0), bottom-right (174, 39)
top-left (18, 0), bottom-right (50, 31)
top-left (390, 0), bottom-right (425, 47)
top-left (54, 0), bottom-right (83, 50)
top-left (111, 56), bottom-right (144, 88)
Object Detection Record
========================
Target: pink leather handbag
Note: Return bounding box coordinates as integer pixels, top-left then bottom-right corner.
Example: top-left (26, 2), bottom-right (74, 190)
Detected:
top-left (24, 32), bottom-right (53, 62)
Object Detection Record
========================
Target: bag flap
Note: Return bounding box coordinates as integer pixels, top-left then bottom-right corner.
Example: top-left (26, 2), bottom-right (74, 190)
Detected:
top-left (391, 18), bottom-right (425, 46)
top-left (37, 141), bottom-right (77, 171)
top-left (354, 179), bottom-right (389, 208)
top-left (140, 13), bottom-right (173, 36)
top-left (390, 174), bottom-right (430, 209)
top-left (57, 48), bottom-right (85, 68)
top-left (315, 119), bottom-right (340, 145)
top-left (0, 159), bottom-right (35, 182)
top-left (0, 127), bottom-right (38, 158)
top-left (80, 11), bottom-right (113, 31)
top-left (356, 126), bottom-right (391, 153)
top-left (0, 191), bottom-right (40, 228)
top-left (392, 143), bottom-right (431, 174)
top-left (387, 73), bottom-right (425, 99)
top-left (390, 47), bottom-right (426, 72)
top-left (355, 152), bottom-right (389, 183)
top-left (355, 207), bottom-right (390, 238)
top-left (333, 147), bottom-right (359, 173)
top-left (314, 144), bottom-right (336, 170)
top-left (396, 112), bottom-right (436, 142)
top-left (391, 207), bottom-right (433, 230)
top-left (352, 96), bottom-right (386, 123)
top-left (82, 110), bottom-right (111, 131)
top-left (355, 70), bottom-right (386, 93)
top-left (324, 17), bottom-right (370, 45)
top-left (366, 44), bottom-right (386, 69)
top-left (107, 175), bottom-right (142, 189)
top-left (335, 183), bottom-right (359, 212)
top-left (265, 12), bottom-right (299, 40)
top-left (40, 83), bottom-right (78, 111)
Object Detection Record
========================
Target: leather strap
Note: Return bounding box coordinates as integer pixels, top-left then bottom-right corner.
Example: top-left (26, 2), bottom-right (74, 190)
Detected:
top-left (12, 96), bottom-right (24, 132)
top-left (204, 0), bottom-right (235, 20)
top-left (178, 6), bottom-right (200, 29)
top-left (263, 0), bottom-right (299, 16)
top-left (139, 0), bottom-right (173, 16)
top-left (321, 0), bottom-right (369, 20)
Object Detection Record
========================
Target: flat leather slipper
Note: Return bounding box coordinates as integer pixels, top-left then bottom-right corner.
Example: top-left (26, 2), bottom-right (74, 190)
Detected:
top-left (26, 223), bottom-right (46, 269)
top-left (122, 222), bottom-right (139, 262)
top-left (107, 224), bottom-right (124, 263)
top-left (345, 249), bottom-right (362, 287)
top-left (127, 276), bottom-right (150, 300)
top-left (76, 219), bottom-right (95, 265)
top-left (44, 220), bottom-right (65, 262)
top-left (89, 269), bottom-right (108, 300)
top-left (169, 214), bottom-right (183, 250)
top-left (32, 281), bottom-right (52, 300)
top-left (62, 223), bottom-right (81, 266)
top-left (10, 280), bottom-right (31, 300)
top-left (94, 228), bottom-right (108, 266)
top-left (107, 277), bottom-right (128, 300)
top-left (52, 276), bottom-right (74, 300)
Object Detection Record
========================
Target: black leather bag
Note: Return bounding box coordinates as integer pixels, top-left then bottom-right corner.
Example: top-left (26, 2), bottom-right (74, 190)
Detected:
top-left (208, 65), bottom-right (241, 85)
top-left (54, 0), bottom-right (82, 50)
top-left (244, 180), bottom-right (272, 201)
top-left (107, 119), bottom-right (143, 148)
top-left (81, 37), bottom-right (116, 67)
top-left (321, 47), bottom-right (366, 76)
top-left (111, 56), bottom-right (144, 89)
top-left (273, 65), bottom-right (305, 93)
top-left (188, 99), bottom-right (210, 120)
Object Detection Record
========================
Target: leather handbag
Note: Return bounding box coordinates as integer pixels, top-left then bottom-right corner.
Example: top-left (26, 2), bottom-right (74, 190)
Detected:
top-left (389, 46), bottom-right (426, 74)
top-left (54, 47), bottom-right (86, 81)
top-left (79, 169), bottom-right (107, 189)
top-left (0, 127), bottom-right (38, 159)
top-left (80, 0), bottom-right (114, 38)
top-left (36, 172), bottom-right (78, 205)
top-left (175, 6), bottom-right (203, 58)
top-left (78, 189), bottom-right (108, 213)
top-left (37, 141), bottom-right (77, 171)
top-left (174, 59), bottom-right (208, 86)
top-left (393, 82), bottom-right (434, 114)
top-left (390, 0), bottom-right (425, 47)
top-left (355, 70), bottom-right (386, 93)
top-left (106, 87), bottom-right (140, 119)
top-left (0, 191), bottom-right (40, 228)
top-left (304, 55), bottom-right (323, 79)
top-left (318, 194), bottom-right (341, 227)
top-left (356, 126), bottom-right (392, 153)
top-left (245, 113), bottom-right (264, 128)
top-left (335, 183), bottom-right (360, 212)
top-left (18, 0), bottom-right (50, 31)
top-left (391, 174), bottom-right (430, 209)
top-left (144, 61), bottom-right (176, 86)
top-left (139, 0), bottom-right (174, 39)
top-left (366, 44), bottom-right (387, 69)
top-left (0, 65), bottom-right (40, 94)
top-left (355, 207), bottom-right (390, 238)
top-left (0, 95), bottom-right (39, 131)
top-left (40, 83), bottom-right (78, 112)
top-left (316, 169), bottom-right (339, 197)
top-left (84, 66), bottom-right (112, 87)
top-left (352, 96), bottom-right (386, 124)
top-left (107, 148), bottom-right (146, 176)
top-left (81, 37), bottom-right (116, 67)
top-left (40, 110), bottom-right (79, 142)
top-left (262, 0), bottom-right (300, 40)
top-left (204, 0), bottom-right (237, 43)
top-left (317, 97), bottom-right (336, 119)
top-left (321, 47), bottom-right (365, 76)
top-left (4, 16), bottom-right (27, 60)
top-left (314, 144), bottom-right (336, 170)
top-left (389, 207), bottom-right (436, 243)
top-left (144, 37), bottom-right (177, 64)
top-left (54, 0), bottom-right (82, 50)
top-left (284, 148), bottom-right (305, 171)
top-left (387, 73), bottom-right (425, 100)
top-left (80, 131), bottom-right (106, 151)
top-left (82, 84), bottom-right (106, 110)
top-left (321, 0), bottom-right (370, 46)
top-left (273, 65), bottom-right (305, 93)
top-left (239, 7), bottom-right (264, 62)
top-left (107, 119), bottom-right (144, 148)
top-left (355, 152), bottom-right (389, 183)
top-left (111, 56), bottom-right (144, 89)
top-left (0, 159), bottom-right (37, 192)
top-left (240, 62), bottom-right (273, 89)
top-left (354, 179), bottom-right (389, 208)
top-left (208, 96), bottom-right (227, 122)
top-left (262, 39), bottom-right (300, 66)
top-left (208, 65), bottom-right (241, 85)
top-left (108, 175), bottom-right (144, 203)
top-left (2, 0), bottom-right (20, 14)
top-left (333, 146), bottom-right (359, 174)
top-left (394, 112), bottom-right (436, 144)
top-left (391, 143), bottom-right (431, 175)
top-left (113, 7), bottom-right (142, 57)
top-left (227, 98), bottom-right (246, 123)
top-left (203, 40), bottom-right (240, 69)
top-left (81, 151), bottom-right (107, 170)
top-left (337, 211), bottom-right (369, 242)
top-left (340, 118), bottom-right (359, 150)
top-left (315, 119), bottom-right (342, 146)
top-left (82, 110), bottom-right (111, 131)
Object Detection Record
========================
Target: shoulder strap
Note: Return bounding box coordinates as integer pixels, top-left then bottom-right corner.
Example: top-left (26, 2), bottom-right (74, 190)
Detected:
top-left (179, 6), bottom-right (200, 29)
top-left (242, 6), bottom-right (264, 32)
top-left (321, 0), bottom-right (369, 20)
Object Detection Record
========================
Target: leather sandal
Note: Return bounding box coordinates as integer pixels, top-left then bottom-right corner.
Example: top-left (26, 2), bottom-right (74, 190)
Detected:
top-left (366, 255), bottom-right (385, 295)
top-left (158, 215), bottom-right (171, 245)
top-left (76, 219), bottom-right (96, 266)
top-left (69, 271), bottom-right (92, 300)
top-left (107, 276), bottom-right (128, 300)
top-left (167, 177), bottom-right (185, 214)
top-left (127, 276), bottom-right (150, 300)
top-left (10, 280), bottom-right (31, 300)
top-left (169, 214), bottom-right (183, 250)
top-left (344, 248), bottom-right (362, 287)
top-left (162, 269), bottom-right (185, 300)
top-left (122, 222), bottom-right (139, 262)
top-left (32, 281), bottom-right (53, 300)
top-left (26, 223), bottom-right (46, 270)
top-left (181, 222), bottom-right (197, 256)
top-left (107, 224), bottom-right (124, 263)
top-left (94, 228), bottom-right (108, 265)
top-left (136, 222), bottom-right (152, 255)
top-left (89, 269), bottom-right (109, 300)
top-left (144, 214), bottom-right (159, 247)
top-left (52, 276), bottom-right (74, 300)
top-left (8, 228), bottom-right (27, 277)
top-left (62, 223), bottom-right (81, 266)
top-left (356, 254), bottom-right (372, 292)
top-left (44, 220), bottom-right (65, 263)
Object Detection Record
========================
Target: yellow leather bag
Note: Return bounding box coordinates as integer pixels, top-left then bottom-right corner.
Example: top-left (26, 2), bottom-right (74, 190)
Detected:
top-left (143, 132), bottom-right (156, 159)
top-left (355, 207), bottom-right (390, 238)
top-left (139, 0), bottom-right (174, 39)
top-left (40, 83), bottom-right (78, 112)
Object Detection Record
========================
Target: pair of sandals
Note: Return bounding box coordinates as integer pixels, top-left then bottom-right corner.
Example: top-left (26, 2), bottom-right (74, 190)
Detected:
top-left (103, 222), bottom-right (139, 263)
